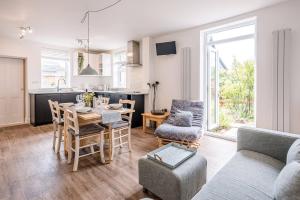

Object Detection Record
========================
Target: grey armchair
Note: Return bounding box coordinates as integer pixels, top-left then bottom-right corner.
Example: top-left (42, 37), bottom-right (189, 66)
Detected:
top-left (154, 99), bottom-right (204, 147)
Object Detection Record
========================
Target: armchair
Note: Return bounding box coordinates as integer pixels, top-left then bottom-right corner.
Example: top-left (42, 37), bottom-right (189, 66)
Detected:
top-left (155, 99), bottom-right (204, 147)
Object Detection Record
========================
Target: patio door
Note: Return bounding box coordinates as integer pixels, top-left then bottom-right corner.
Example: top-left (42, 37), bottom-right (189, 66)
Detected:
top-left (203, 19), bottom-right (256, 140)
top-left (207, 46), bottom-right (219, 130)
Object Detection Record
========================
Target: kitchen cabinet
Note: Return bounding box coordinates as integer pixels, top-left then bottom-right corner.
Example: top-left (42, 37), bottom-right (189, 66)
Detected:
top-left (30, 93), bottom-right (60, 126)
top-left (30, 91), bottom-right (145, 128)
top-left (30, 92), bottom-right (82, 126)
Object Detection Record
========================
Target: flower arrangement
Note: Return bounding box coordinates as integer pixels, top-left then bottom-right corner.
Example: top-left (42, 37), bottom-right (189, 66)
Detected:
top-left (83, 92), bottom-right (94, 107)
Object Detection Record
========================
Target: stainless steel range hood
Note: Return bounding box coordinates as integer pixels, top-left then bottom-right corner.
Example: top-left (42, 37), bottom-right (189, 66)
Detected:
top-left (126, 40), bottom-right (142, 67)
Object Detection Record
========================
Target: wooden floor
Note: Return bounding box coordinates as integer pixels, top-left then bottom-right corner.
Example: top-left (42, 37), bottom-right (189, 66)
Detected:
top-left (0, 125), bottom-right (236, 200)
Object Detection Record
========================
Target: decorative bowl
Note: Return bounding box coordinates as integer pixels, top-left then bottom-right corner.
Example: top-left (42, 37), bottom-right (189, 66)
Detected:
top-left (76, 107), bottom-right (92, 113)
top-left (109, 103), bottom-right (123, 110)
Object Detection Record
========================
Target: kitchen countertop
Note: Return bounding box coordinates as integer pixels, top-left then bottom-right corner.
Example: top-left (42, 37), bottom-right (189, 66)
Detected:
top-left (28, 89), bottom-right (148, 95)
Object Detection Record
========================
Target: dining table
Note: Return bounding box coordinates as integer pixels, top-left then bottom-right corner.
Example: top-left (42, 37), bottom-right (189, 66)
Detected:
top-left (59, 103), bottom-right (135, 162)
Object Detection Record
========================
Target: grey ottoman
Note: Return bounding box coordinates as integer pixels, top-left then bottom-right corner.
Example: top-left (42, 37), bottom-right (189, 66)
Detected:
top-left (138, 153), bottom-right (207, 200)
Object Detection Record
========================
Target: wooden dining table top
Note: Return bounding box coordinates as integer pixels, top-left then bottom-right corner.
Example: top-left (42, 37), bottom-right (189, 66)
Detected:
top-left (77, 108), bottom-right (135, 121)
top-left (59, 103), bottom-right (135, 121)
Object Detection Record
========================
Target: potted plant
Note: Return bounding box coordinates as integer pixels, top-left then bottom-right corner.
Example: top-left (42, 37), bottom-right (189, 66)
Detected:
top-left (147, 81), bottom-right (164, 115)
top-left (83, 92), bottom-right (94, 107)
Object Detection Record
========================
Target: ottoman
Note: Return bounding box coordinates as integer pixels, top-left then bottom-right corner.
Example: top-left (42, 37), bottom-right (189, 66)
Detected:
top-left (138, 152), bottom-right (207, 200)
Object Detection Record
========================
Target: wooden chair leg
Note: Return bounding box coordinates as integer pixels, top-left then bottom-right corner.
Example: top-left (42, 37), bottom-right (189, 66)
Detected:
top-left (128, 127), bottom-right (132, 152)
top-left (99, 131), bottom-right (105, 164)
top-left (110, 130), bottom-right (115, 161)
top-left (73, 136), bottom-right (80, 171)
top-left (67, 132), bottom-right (72, 164)
top-left (157, 138), bottom-right (161, 147)
top-left (55, 125), bottom-right (63, 153)
top-left (119, 130), bottom-right (123, 148)
top-left (52, 122), bottom-right (57, 151)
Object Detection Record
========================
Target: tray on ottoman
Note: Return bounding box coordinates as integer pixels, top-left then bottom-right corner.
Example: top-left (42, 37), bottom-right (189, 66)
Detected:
top-left (147, 143), bottom-right (196, 169)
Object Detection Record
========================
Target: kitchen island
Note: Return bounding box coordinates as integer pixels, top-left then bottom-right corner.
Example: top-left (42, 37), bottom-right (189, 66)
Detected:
top-left (29, 90), bottom-right (146, 127)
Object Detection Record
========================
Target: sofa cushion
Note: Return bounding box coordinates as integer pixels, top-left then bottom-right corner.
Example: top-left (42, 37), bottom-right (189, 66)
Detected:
top-left (273, 161), bottom-right (300, 200)
top-left (173, 110), bottom-right (193, 127)
top-left (155, 123), bottom-right (202, 142)
top-left (193, 150), bottom-right (285, 200)
top-left (287, 139), bottom-right (300, 164)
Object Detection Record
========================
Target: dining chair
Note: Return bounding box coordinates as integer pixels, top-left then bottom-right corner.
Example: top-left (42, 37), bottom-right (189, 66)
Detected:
top-left (93, 96), bottom-right (110, 107)
top-left (106, 99), bottom-right (135, 160)
top-left (65, 107), bottom-right (105, 171)
top-left (48, 100), bottom-right (64, 153)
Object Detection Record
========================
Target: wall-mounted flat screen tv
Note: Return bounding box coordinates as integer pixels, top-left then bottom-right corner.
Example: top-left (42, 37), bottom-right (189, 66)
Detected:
top-left (156, 41), bottom-right (176, 56)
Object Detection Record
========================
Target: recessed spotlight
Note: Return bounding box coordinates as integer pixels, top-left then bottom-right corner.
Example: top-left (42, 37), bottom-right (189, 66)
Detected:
top-left (18, 26), bottom-right (33, 39)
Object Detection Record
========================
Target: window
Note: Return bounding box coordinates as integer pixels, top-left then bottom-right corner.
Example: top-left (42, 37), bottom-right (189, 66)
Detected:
top-left (112, 51), bottom-right (126, 88)
top-left (41, 49), bottom-right (70, 88)
top-left (206, 21), bottom-right (255, 44)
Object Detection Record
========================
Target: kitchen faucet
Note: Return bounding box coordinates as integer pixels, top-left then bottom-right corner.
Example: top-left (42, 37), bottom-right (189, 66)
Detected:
top-left (57, 78), bottom-right (66, 92)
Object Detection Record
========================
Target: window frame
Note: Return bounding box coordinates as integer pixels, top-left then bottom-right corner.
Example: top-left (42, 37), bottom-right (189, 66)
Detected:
top-left (202, 18), bottom-right (257, 131)
top-left (112, 50), bottom-right (127, 88)
top-left (41, 49), bottom-right (71, 89)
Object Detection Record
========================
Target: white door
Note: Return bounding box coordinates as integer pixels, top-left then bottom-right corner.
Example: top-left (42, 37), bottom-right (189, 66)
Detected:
top-left (0, 57), bottom-right (25, 127)
top-left (207, 46), bottom-right (219, 130)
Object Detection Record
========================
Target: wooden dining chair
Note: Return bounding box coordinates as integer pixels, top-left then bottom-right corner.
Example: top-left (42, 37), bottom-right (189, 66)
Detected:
top-left (65, 107), bottom-right (105, 171)
top-left (106, 99), bottom-right (135, 160)
top-left (48, 100), bottom-right (64, 153)
top-left (93, 96), bottom-right (110, 107)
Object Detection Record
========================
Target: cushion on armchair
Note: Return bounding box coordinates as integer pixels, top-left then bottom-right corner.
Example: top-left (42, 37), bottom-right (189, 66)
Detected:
top-left (173, 110), bottom-right (193, 127)
top-left (166, 100), bottom-right (203, 128)
top-left (155, 123), bottom-right (203, 142)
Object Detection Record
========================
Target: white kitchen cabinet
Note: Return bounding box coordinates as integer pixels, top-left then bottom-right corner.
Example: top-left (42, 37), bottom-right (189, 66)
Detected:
top-left (99, 53), bottom-right (112, 76)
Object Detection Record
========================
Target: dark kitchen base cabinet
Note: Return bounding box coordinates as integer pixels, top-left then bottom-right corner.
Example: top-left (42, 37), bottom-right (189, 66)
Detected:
top-left (30, 92), bottom-right (145, 128)
top-left (30, 92), bottom-right (82, 126)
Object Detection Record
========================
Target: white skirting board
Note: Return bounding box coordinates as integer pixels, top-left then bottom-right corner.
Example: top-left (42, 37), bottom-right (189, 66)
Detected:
top-left (181, 47), bottom-right (191, 100)
top-left (272, 29), bottom-right (291, 132)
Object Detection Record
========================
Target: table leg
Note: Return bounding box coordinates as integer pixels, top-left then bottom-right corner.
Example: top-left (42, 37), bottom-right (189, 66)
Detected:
top-left (64, 111), bottom-right (68, 156)
top-left (156, 120), bottom-right (162, 128)
top-left (143, 116), bottom-right (146, 134)
top-left (108, 124), bottom-right (114, 161)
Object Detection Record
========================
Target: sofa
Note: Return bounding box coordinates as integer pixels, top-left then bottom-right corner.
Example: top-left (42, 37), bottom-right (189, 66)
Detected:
top-left (193, 127), bottom-right (300, 200)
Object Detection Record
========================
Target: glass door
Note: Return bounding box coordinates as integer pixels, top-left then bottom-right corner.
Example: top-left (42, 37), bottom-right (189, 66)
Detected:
top-left (207, 46), bottom-right (219, 130)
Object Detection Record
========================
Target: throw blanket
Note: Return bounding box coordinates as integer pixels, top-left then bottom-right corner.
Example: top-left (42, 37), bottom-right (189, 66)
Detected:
top-left (94, 108), bottom-right (121, 124)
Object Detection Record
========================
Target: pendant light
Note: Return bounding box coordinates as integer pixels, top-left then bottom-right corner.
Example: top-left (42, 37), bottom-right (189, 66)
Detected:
top-left (80, 11), bottom-right (98, 75)
top-left (79, 0), bottom-right (122, 75)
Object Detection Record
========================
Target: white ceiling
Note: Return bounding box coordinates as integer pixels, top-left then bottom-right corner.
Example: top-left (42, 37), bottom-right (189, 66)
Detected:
top-left (0, 0), bottom-right (288, 50)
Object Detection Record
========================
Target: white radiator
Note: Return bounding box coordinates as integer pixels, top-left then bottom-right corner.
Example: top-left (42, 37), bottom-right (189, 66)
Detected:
top-left (181, 47), bottom-right (191, 100)
top-left (272, 29), bottom-right (291, 132)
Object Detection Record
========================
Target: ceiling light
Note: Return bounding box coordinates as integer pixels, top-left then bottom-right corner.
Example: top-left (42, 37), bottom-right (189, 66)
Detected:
top-left (18, 26), bottom-right (33, 39)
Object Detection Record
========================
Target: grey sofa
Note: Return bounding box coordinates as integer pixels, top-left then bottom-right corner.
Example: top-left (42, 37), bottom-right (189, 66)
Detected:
top-left (193, 127), bottom-right (300, 200)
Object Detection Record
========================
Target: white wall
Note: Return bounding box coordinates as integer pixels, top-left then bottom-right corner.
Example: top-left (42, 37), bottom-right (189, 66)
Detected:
top-left (152, 0), bottom-right (300, 133)
top-left (126, 37), bottom-right (154, 112)
top-left (0, 37), bottom-right (113, 90)
top-left (0, 37), bottom-right (112, 122)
